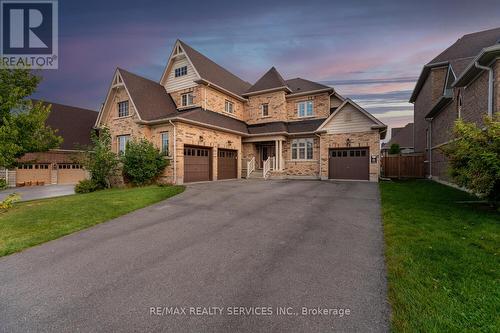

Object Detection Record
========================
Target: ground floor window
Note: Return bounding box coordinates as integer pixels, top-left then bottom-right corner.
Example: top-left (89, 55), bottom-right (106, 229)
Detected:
top-left (161, 132), bottom-right (169, 155)
top-left (117, 135), bottom-right (130, 154)
top-left (291, 138), bottom-right (314, 160)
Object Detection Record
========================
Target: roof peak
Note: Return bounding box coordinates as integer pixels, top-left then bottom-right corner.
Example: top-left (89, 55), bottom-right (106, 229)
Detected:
top-left (244, 67), bottom-right (289, 95)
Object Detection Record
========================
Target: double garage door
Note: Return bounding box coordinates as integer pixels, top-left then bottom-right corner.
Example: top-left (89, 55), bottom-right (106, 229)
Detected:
top-left (183, 146), bottom-right (237, 183)
top-left (328, 148), bottom-right (369, 180)
top-left (16, 163), bottom-right (87, 185)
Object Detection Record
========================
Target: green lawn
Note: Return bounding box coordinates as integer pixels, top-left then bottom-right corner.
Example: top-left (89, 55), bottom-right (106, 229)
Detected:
top-left (380, 180), bottom-right (499, 332)
top-left (0, 185), bottom-right (184, 257)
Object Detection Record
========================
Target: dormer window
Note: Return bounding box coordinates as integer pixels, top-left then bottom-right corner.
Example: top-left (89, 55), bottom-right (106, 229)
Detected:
top-left (175, 66), bottom-right (188, 77)
top-left (261, 103), bottom-right (269, 117)
top-left (297, 101), bottom-right (313, 117)
top-left (225, 100), bottom-right (234, 114)
top-left (181, 93), bottom-right (194, 107)
top-left (118, 100), bottom-right (129, 117)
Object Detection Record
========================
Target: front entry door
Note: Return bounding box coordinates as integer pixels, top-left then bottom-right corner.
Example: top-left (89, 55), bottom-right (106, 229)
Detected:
top-left (259, 145), bottom-right (275, 168)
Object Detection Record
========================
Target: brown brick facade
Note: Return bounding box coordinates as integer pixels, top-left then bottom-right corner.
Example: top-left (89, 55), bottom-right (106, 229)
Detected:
top-left (319, 131), bottom-right (380, 181)
top-left (286, 93), bottom-right (330, 121)
top-left (245, 91), bottom-right (287, 124)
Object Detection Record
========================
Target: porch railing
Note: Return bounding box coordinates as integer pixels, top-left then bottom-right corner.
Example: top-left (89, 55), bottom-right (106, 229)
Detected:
top-left (246, 156), bottom-right (255, 178)
top-left (263, 157), bottom-right (275, 179)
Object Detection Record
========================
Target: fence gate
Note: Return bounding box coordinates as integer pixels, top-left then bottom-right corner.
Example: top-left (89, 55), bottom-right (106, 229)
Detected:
top-left (381, 154), bottom-right (425, 178)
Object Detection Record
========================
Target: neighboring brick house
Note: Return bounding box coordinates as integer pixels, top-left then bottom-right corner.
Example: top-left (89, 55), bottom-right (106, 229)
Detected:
top-left (1, 101), bottom-right (97, 187)
top-left (95, 40), bottom-right (387, 184)
top-left (381, 123), bottom-right (414, 155)
top-left (410, 27), bottom-right (500, 182)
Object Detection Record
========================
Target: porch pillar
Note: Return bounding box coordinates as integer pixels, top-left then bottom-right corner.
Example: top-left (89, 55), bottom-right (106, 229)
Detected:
top-left (280, 140), bottom-right (284, 170)
top-left (275, 140), bottom-right (279, 170)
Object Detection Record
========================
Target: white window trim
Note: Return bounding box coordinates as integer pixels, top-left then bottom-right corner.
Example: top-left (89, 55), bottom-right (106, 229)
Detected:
top-left (181, 93), bottom-right (194, 107)
top-left (118, 100), bottom-right (129, 118)
top-left (174, 66), bottom-right (187, 78)
top-left (261, 103), bottom-right (270, 117)
top-left (117, 135), bottom-right (130, 154)
top-left (291, 138), bottom-right (314, 160)
top-left (224, 100), bottom-right (234, 114)
top-left (161, 132), bottom-right (169, 155)
top-left (297, 100), bottom-right (314, 118)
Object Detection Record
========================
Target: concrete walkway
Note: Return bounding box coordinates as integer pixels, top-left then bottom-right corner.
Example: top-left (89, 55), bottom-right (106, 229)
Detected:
top-left (0, 180), bottom-right (389, 332)
top-left (0, 184), bottom-right (75, 202)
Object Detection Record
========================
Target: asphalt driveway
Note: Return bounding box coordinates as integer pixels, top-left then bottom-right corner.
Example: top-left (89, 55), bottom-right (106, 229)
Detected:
top-left (0, 180), bottom-right (389, 332)
top-left (0, 184), bottom-right (75, 202)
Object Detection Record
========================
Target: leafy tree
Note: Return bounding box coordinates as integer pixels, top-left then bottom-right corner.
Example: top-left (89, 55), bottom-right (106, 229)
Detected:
top-left (121, 139), bottom-right (168, 186)
top-left (0, 68), bottom-right (62, 167)
top-left (442, 116), bottom-right (500, 202)
top-left (81, 128), bottom-right (119, 189)
top-left (389, 143), bottom-right (401, 155)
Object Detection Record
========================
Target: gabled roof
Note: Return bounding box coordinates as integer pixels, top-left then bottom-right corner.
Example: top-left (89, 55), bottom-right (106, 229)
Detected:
top-left (382, 123), bottom-right (414, 149)
top-left (246, 118), bottom-right (326, 135)
top-left (33, 100), bottom-right (98, 150)
top-left (118, 68), bottom-right (178, 121)
top-left (177, 40), bottom-right (252, 97)
top-left (317, 99), bottom-right (387, 139)
top-left (410, 27), bottom-right (500, 102)
top-left (285, 78), bottom-right (332, 95)
top-left (243, 67), bottom-right (292, 96)
top-left (176, 108), bottom-right (249, 134)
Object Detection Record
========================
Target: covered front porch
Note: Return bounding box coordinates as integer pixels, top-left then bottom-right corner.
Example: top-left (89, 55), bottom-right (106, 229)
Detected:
top-left (242, 136), bottom-right (286, 178)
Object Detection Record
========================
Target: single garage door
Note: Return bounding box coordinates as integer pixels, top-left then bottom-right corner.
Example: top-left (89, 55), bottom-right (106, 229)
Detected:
top-left (16, 164), bottom-right (51, 185)
top-left (57, 164), bottom-right (87, 184)
top-left (329, 148), bottom-right (369, 180)
top-left (184, 146), bottom-right (211, 183)
top-left (217, 149), bottom-right (237, 180)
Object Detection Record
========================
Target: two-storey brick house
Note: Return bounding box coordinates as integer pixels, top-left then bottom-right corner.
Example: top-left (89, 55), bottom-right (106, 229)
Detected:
top-left (410, 27), bottom-right (500, 182)
top-left (95, 40), bottom-right (387, 184)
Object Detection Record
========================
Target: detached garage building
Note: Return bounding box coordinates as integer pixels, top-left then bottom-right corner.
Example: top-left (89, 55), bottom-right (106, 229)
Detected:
top-left (2, 101), bottom-right (98, 187)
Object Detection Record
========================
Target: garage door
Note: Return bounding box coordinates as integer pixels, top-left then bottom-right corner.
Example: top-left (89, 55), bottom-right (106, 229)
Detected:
top-left (184, 146), bottom-right (211, 183)
top-left (16, 164), bottom-right (51, 185)
top-left (57, 164), bottom-right (87, 184)
top-left (329, 148), bottom-right (369, 180)
top-left (217, 149), bottom-right (237, 180)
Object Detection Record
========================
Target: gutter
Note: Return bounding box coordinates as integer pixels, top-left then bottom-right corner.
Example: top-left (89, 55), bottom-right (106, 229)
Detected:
top-left (168, 120), bottom-right (177, 184)
top-left (474, 61), bottom-right (494, 116)
top-left (285, 88), bottom-right (333, 98)
top-left (242, 86), bottom-right (292, 97)
top-left (195, 79), bottom-right (248, 102)
top-left (425, 118), bottom-right (433, 179)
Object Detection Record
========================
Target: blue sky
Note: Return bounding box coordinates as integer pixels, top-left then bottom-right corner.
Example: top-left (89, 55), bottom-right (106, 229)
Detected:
top-left (34, 0), bottom-right (500, 133)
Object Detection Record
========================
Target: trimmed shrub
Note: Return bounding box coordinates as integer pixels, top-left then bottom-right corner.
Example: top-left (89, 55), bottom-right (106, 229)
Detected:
top-left (389, 143), bottom-right (401, 155)
top-left (0, 193), bottom-right (21, 211)
top-left (121, 139), bottom-right (169, 186)
top-left (75, 179), bottom-right (102, 194)
top-left (442, 115), bottom-right (500, 203)
top-left (0, 178), bottom-right (7, 190)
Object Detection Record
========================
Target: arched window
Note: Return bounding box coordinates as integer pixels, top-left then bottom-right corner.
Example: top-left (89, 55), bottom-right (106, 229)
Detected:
top-left (457, 90), bottom-right (463, 119)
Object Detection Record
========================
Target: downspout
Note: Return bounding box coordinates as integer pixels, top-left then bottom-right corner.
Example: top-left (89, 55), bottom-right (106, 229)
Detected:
top-left (474, 61), bottom-right (494, 116)
top-left (426, 118), bottom-right (433, 179)
top-left (168, 120), bottom-right (177, 184)
top-left (315, 133), bottom-right (322, 179)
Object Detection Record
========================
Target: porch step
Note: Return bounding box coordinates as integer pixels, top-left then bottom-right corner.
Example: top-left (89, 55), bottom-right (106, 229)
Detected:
top-left (247, 170), bottom-right (264, 179)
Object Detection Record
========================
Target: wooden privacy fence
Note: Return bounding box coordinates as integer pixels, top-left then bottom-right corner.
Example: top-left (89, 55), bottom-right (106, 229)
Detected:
top-left (381, 154), bottom-right (426, 178)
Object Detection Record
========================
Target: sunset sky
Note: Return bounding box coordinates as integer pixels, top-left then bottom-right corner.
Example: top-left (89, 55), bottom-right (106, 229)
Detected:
top-left (34, 0), bottom-right (500, 136)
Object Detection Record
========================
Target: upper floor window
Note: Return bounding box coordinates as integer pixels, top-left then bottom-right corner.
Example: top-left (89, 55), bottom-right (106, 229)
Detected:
top-left (175, 66), bottom-right (188, 77)
top-left (181, 93), bottom-right (194, 107)
top-left (291, 138), bottom-right (314, 160)
top-left (261, 103), bottom-right (269, 117)
top-left (297, 101), bottom-right (313, 117)
top-left (118, 100), bottom-right (129, 117)
top-left (117, 135), bottom-right (130, 154)
top-left (161, 132), bottom-right (169, 155)
top-left (225, 100), bottom-right (234, 114)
